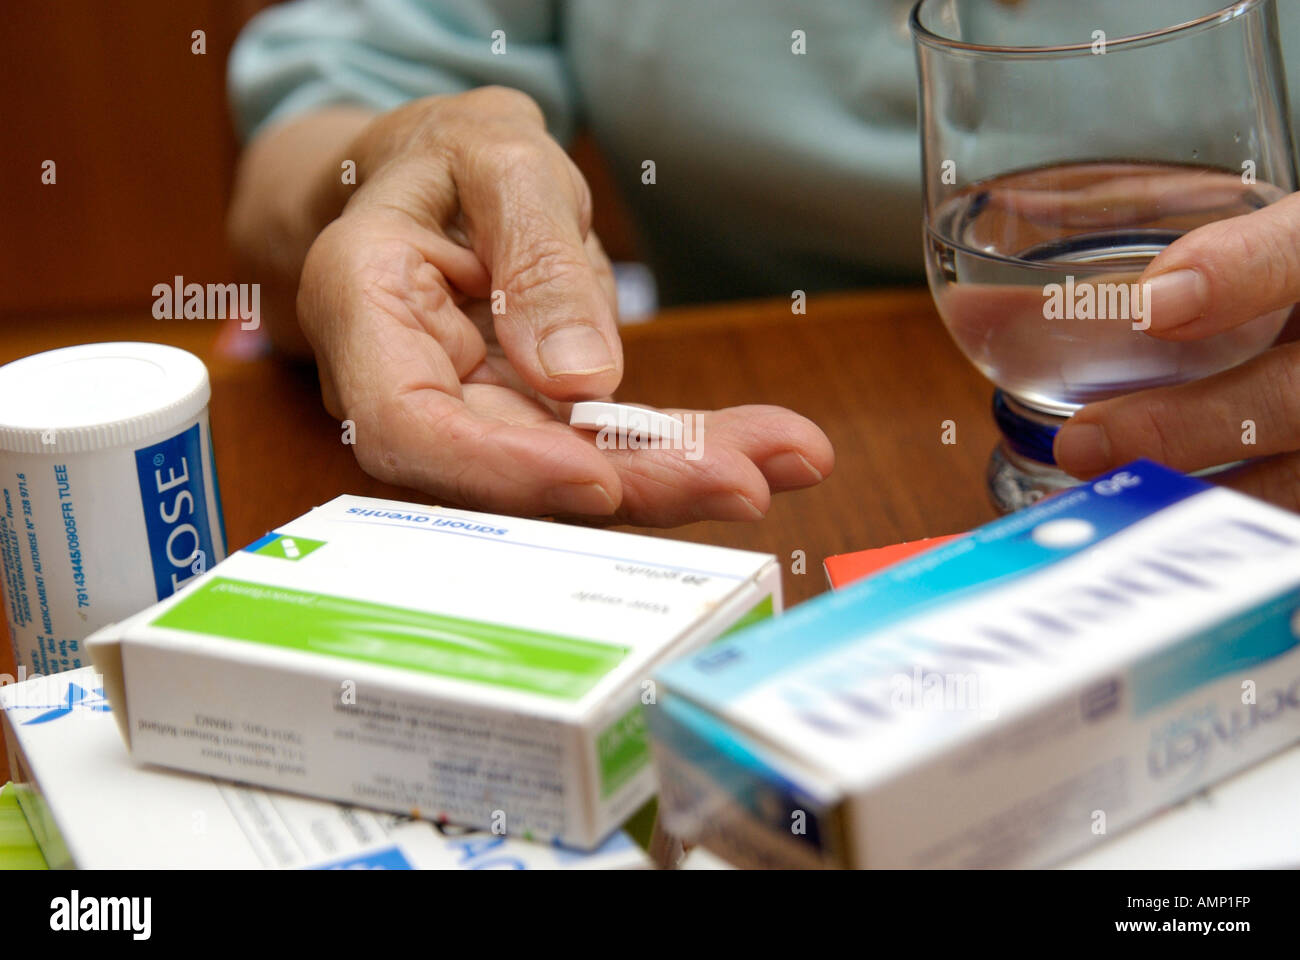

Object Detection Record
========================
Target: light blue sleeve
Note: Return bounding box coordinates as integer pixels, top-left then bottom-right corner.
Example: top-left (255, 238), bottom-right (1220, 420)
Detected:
top-left (228, 0), bottom-right (575, 144)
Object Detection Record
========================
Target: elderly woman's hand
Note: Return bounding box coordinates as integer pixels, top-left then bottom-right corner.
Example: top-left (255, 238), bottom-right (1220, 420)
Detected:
top-left (284, 87), bottom-right (831, 525)
top-left (1055, 192), bottom-right (1300, 511)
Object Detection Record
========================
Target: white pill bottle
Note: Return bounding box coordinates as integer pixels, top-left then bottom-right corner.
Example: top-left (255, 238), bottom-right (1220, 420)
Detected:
top-left (0, 343), bottom-right (227, 677)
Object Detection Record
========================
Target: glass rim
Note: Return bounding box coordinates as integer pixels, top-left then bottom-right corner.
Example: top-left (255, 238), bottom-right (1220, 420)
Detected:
top-left (909, 0), bottom-right (1267, 57)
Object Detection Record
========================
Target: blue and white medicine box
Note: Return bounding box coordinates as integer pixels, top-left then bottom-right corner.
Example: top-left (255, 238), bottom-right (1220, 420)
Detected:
top-left (648, 461), bottom-right (1300, 868)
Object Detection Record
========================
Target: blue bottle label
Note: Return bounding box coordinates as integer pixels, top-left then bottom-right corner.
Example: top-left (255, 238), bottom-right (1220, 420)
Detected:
top-left (133, 423), bottom-right (218, 601)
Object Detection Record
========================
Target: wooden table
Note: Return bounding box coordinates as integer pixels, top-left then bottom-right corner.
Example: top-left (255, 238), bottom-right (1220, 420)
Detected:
top-left (0, 287), bottom-right (1002, 777)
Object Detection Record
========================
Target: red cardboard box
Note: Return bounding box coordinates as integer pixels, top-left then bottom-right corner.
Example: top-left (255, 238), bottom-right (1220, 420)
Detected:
top-left (823, 534), bottom-right (964, 589)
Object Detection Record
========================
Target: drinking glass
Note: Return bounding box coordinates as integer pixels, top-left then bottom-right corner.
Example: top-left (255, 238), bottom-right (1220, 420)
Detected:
top-left (910, 0), bottom-right (1297, 511)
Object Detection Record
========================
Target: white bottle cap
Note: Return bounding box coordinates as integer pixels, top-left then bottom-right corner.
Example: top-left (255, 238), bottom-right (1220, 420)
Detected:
top-left (0, 342), bottom-right (211, 454)
top-left (0, 341), bottom-right (225, 678)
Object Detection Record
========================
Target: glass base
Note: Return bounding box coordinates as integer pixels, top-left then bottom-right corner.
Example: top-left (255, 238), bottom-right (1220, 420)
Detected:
top-left (986, 389), bottom-right (1075, 514)
top-left (987, 442), bottom-right (1078, 514)
top-left (984, 389), bottom-right (1243, 514)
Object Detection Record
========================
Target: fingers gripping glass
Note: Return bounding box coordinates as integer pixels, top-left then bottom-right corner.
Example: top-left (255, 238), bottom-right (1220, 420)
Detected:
top-left (910, 0), bottom-right (1298, 511)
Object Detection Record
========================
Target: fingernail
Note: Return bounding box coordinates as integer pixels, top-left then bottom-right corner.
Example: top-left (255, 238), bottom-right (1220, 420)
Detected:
top-left (696, 491), bottom-right (765, 521)
top-left (1054, 422), bottom-right (1111, 478)
top-left (759, 451), bottom-right (824, 488)
top-left (538, 326), bottom-right (616, 378)
top-left (1144, 269), bottom-right (1206, 331)
top-left (548, 481), bottom-right (616, 516)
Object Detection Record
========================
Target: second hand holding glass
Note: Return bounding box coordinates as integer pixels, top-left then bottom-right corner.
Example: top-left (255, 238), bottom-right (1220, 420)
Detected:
top-left (910, 0), bottom-right (1298, 511)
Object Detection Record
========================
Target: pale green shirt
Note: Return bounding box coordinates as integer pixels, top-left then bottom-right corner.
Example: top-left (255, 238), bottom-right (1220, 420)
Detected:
top-left (229, 0), bottom-right (1300, 304)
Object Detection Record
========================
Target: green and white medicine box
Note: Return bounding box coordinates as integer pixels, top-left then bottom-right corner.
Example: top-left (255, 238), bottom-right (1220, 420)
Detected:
top-left (87, 495), bottom-right (780, 848)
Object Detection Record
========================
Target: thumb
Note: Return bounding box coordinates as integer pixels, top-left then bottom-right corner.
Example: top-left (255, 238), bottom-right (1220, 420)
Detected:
top-left (458, 138), bottom-right (622, 402)
top-left (491, 222), bottom-right (623, 401)
top-left (1140, 189), bottom-right (1300, 341)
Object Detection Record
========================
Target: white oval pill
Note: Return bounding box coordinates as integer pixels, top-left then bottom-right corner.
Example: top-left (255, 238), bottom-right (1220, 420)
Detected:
top-left (569, 402), bottom-right (683, 442)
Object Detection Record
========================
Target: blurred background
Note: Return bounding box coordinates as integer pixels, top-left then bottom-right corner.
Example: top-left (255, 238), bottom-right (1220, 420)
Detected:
top-left (0, 0), bottom-right (640, 323)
